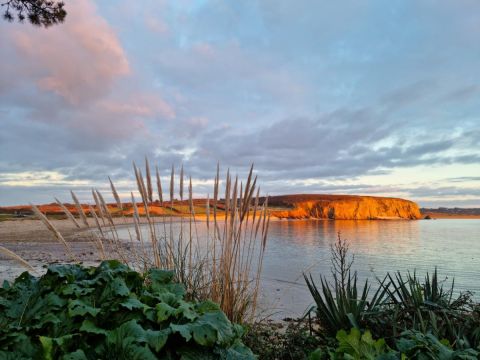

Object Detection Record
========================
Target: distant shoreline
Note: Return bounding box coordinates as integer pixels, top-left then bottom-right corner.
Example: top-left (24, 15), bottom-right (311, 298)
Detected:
top-left (420, 211), bottom-right (480, 219)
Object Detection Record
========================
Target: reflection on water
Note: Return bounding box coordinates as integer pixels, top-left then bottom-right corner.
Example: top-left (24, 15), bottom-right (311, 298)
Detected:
top-left (117, 219), bottom-right (480, 319)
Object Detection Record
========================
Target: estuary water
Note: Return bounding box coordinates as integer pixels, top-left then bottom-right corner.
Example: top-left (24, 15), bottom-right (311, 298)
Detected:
top-left (117, 219), bottom-right (480, 319)
top-left (258, 219), bottom-right (480, 318)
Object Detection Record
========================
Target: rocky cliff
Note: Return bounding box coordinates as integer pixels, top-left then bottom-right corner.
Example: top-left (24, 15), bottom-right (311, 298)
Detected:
top-left (268, 194), bottom-right (421, 220)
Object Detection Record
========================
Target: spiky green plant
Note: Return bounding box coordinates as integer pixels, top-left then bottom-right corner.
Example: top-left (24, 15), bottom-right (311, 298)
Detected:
top-left (304, 235), bottom-right (387, 335)
top-left (367, 268), bottom-right (477, 348)
top-left (304, 270), bottom-right (387, 335)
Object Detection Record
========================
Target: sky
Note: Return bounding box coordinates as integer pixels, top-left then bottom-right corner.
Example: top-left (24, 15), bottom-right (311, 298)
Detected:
top-left (0, 0), bottom-right (479, 207)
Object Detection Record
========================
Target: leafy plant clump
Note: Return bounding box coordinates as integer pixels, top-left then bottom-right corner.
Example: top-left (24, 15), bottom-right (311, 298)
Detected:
top-left (309, 328), bottom-right (479, 360)
top-left (0, 260), bottom-right (254, 359)
top-left (243, 320), bottom-right (324, 360)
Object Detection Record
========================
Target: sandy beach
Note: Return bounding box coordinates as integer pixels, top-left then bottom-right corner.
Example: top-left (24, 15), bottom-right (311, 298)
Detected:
top-left (0, 218), bottom-right (108, 282)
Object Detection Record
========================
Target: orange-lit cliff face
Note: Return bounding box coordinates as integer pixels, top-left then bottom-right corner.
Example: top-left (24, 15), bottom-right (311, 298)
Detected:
top-left (268, 195), bottom-right (421, 220)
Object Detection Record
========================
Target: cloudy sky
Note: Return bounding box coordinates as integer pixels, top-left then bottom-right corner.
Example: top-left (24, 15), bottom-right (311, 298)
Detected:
top-left (1, 0), bottom-right (479, 207)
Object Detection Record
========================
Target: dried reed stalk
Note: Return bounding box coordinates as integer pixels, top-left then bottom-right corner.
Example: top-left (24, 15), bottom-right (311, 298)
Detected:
top-left (70, 191), bottom-right (89, 227)
top-left (0, 246), bottom-right (37, 274)
top-left (55, 198), bottom-right (81, 228)
top-left (145, 157), bottom-right (153, 204)
top-left (156, 166), bottom-right (164, 206)
top-left (31, 204), bottom-right (77, 262)
top-left (108, 176), bottom-right (123, 211)
top-left (38, 159), bottom-right (269, 323)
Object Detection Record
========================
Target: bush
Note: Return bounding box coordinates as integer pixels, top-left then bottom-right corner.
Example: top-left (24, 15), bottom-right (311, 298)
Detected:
top-left (304, 235), bottom-right (387, 335)
top-left (366, 269), bottom-right (480, 348)
top-left (243, 320), bottom-right (323, 360)
top-left (0, 261), bottom-right (254, 359)
top-left (309, 328), bottom-right (479, 360)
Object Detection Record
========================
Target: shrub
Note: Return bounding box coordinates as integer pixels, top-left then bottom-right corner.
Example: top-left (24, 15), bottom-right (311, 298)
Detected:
top-left (308, 328), bottom-right (397, 360)
top-left (309, 328), bottom-right (479, 360)
top-left (396, 330), bottom-right (479, 359)
top-left (0, 260), bottom-right (254, 359)
top-left (304, 235), bottom-right (387, 335)
top-left (243, 320), bottom-right (323, 360)
top-left (366, 269), bottom-right (479, 348)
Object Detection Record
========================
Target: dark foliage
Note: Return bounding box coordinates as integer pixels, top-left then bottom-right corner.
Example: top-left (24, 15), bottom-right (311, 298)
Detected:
top-left (0, 260), bottom-right (254, 359)
top-left (309, 328), bottom-right (479, 360)
top-left (243, 319), bottom-right (325, 360)
top-left (1, 0), bottom-right (66, 27)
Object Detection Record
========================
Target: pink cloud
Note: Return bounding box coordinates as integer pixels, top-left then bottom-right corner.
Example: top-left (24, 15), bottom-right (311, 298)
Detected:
top-left (99, 93), bottom-right (176, 119)
top-left (9, 1), bottom-right (129, 105)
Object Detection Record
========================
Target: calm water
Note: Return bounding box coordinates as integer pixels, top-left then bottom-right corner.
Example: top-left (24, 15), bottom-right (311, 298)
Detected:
top-left (118, 219), bottom-right (480, 318)
top-left (259, 219), bottom-right (480, 318)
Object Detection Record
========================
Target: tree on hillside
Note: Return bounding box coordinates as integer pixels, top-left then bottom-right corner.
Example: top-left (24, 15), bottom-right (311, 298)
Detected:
top-left (2, 0), bottom-right (66, 27)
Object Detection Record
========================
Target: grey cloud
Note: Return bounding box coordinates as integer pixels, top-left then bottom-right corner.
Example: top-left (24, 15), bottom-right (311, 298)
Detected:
top-left (440, 85), bottom-right (478, 103)
top-left (448, 177), bottom-right (480, 183)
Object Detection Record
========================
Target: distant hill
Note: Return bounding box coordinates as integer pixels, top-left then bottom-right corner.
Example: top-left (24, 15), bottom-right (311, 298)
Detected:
top-left (420, 207), bottom-right (480, 219)
top-left (0, 194), bottom-right (422, 220)
top-left (267, 194), bottom-right (421, 220)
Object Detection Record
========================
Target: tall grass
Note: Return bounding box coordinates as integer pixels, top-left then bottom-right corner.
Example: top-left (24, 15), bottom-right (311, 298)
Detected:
top-left (33, 160), bottom-right (270, 323)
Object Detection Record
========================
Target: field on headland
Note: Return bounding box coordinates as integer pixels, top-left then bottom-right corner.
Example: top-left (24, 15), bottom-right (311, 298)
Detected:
top-left (2, 194), bottom-right (479, 221)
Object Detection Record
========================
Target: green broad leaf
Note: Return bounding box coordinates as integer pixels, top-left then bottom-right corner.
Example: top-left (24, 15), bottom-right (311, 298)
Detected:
top-left (120, 297), bottom-right (146, 311)
top-left (171, 323), bottom-right (193, 342)
top-left (31, 312), bottom-right (61, 329)
top-left (102, 337), bottom-right (158, 360)
top-left (96, 260), bottom-right (128, 273)
top-left (0, 332), bottom-right (37, 357)
top-left (156, 302), bottom-right (177, 322)
top-left (50, 334), bottom-right (76, 348)
top-left (147, 269), bottom-right (174, 284)
top-left (171, 311), bottom-right (233, 348)
top-left (39, 336), bottom-right (53, 360)
top-left (61, 350), bottom-right (88, 360)
top-left (13, 271), bottom-right (37, 287)
top-left (106, 320), bottom-right (147, 345)
top-left (192, 324), bottom-right (217, 347)
top-left (308, 348), bottom-right (323, 360)
top-left (396, 338), bottom-right (416, 353)
top-left (0, 351), bottom-right (31, 360)
top-left (145, 328), bottom-right (170, 352)
top-left (157, 291), bottom-right (180, 305)
top-left (361, 330), bottom-right (375, 346)
top-left (175, 300), bottom-right (198, 321)
top-left (100, 277), bottom-right (131, 299)
top-left (176, 346), bottom-right (216, 360)
top-left (216, 339), bottom-right (256, 360)
top-left (43, 292), bottom-right (66, 308)
top-left (4, 285), bottom-right (36, 320)
top-left (46, 264), bottom-right (87, 282)
top-left (196, 300), bottom-right (220, 314)
top-left (61, 284), bottom-right (95, 297)
top-left (196, 311), bottom-right (235, 345)
top-left (79, 319), bottom-right (107, 335)
top-left (68, 299), bottom-right (100, 317)
top-left (336, 328), bottom-right (360, 354)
